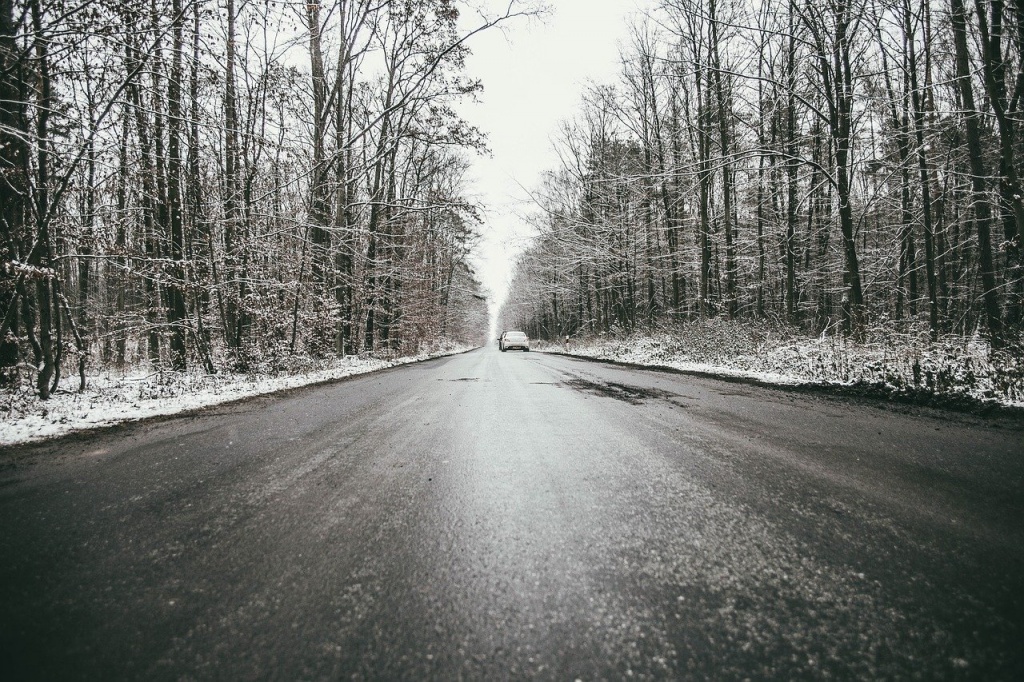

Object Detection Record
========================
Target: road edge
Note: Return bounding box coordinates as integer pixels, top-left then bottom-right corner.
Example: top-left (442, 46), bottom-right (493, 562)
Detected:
top-left (541, 350), bottom-right (1024, 423)
top-left (0, 347), bottom-right (480, 458)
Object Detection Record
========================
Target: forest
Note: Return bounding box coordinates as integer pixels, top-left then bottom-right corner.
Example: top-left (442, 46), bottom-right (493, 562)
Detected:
top-left (0, 0), bottom-right (519, 401)
top-left (499, 0), bottom-right (1024, 379)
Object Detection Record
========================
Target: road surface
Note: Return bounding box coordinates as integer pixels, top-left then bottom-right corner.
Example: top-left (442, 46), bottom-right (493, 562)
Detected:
top-left (2, 348), bottom-right (1022, 679)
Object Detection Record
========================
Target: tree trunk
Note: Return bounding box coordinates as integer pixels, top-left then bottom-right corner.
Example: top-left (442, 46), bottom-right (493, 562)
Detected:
top-left (166, 0), bottom-right (187, 369)
top-left (223, 0), bottom-right (242, 353)
top-left (785, 8), bottom-right (799, 323)
top-left (0, 0), bottom-right (30, 381)
top-left (951, 0), bottom-right (1003, 343)
top-left (709, 0), bottom-right (736, 318)
top-left (31, 0), bottom-right (55, 398)
top-left (900, 0), bottom-right (940, 338)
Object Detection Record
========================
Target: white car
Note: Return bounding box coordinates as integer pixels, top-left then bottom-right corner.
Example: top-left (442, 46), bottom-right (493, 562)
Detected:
top-left (500, 331), bottom-right (530, 352)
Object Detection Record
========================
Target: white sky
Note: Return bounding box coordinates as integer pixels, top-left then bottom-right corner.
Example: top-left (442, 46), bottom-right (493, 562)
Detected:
top-left (456, 0), bottom-right (655, 322)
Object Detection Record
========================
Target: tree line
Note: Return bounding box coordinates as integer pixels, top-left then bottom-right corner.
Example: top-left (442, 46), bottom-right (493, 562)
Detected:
top-left (500, 0), bottom-right (1024, 353)
top-left (1, 0), bottom-right (523, 399)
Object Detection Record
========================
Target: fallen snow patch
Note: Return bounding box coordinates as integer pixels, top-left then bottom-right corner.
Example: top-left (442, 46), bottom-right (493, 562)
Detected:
top-left (545, 320), bottom-right (1024, 409)
top-left (1, 346), bottom-right (473, 447)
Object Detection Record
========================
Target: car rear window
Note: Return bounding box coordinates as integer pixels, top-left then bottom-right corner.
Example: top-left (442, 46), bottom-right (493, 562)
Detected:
top-left (505, 332), bottom-right (527, 340)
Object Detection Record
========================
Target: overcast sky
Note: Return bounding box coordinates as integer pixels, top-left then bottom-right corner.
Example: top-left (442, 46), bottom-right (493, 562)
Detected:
top-left (457, 0), bottom-right (655, 322)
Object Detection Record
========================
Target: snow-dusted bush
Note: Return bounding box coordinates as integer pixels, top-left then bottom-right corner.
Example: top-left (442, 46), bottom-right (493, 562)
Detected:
top-left (1, 345), bottom-right (474, 446)
top-left (561, 320), bottom-right (1024, 407)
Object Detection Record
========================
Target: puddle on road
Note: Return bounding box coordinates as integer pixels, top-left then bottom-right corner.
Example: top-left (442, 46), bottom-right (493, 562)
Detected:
top-left (563, 378), bottom-right (679, 405)
top-left (442, 373), bottom-right (683, 405)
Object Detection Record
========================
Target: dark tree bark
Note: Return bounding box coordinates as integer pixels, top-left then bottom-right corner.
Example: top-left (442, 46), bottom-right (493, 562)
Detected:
top-left (785, 4), bottom-right (799, 322)
top-left (800, 0), bottom-right (865, 334)
top-left (0, 0), bottom-right (30, 381)
top-left (973, 0), bottom-right (1024, 329)
top-left (166, 0), bottom-right (187, 369)
top-left (30, 0), bottom-right (55, 398)
top-left (951, 0), bottom-right (1004, 343)
top-left (709, 0), bottom-right (736, 319)
top-left (124, 24), bottom-right (161, 364)
top-left (187, 0), bottom-right (214, 373)
top-left (222, 0), bottom-right (243, 353)
top-left (904, 0), bottom-right (939, 338)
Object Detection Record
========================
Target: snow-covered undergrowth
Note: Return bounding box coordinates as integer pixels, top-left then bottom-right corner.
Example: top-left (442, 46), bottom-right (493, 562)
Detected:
top-left (1, 343), bottom-right (473, 447)
top-left (548, 319), bottom-right (1024, 409)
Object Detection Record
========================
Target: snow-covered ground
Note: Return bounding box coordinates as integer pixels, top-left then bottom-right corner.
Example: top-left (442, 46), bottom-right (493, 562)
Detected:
top-left (541, 320), bottom-right (1024, 410)
top-left (1, 346), bottom-right (474, 447)
top-left (5, 324), bottom-right (1021, 449)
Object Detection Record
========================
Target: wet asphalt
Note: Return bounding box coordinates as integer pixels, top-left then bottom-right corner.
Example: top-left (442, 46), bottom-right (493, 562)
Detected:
top-left (1, 347), bottom-right (1022, 680)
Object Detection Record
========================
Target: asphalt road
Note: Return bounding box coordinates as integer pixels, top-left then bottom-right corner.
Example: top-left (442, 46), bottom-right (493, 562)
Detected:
top-left (1, 348), bottom-right (1022, 680)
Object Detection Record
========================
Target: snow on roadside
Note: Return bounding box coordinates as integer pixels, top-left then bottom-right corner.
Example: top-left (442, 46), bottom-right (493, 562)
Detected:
top-left (1, 346), bottom-right (474, 447)
top-left (541, 322), bottom-right (1024, 409)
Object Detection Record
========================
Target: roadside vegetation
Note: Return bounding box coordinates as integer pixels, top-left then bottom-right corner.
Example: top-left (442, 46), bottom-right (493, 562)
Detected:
top-left (1, 1), bottom-right (528, 404)
top-left (544, 319), bottom-right (1024, 408)
top-left (1, 341), bottom-right (473, 446)
top-left (499, 0), bottom-right (1024, 402)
